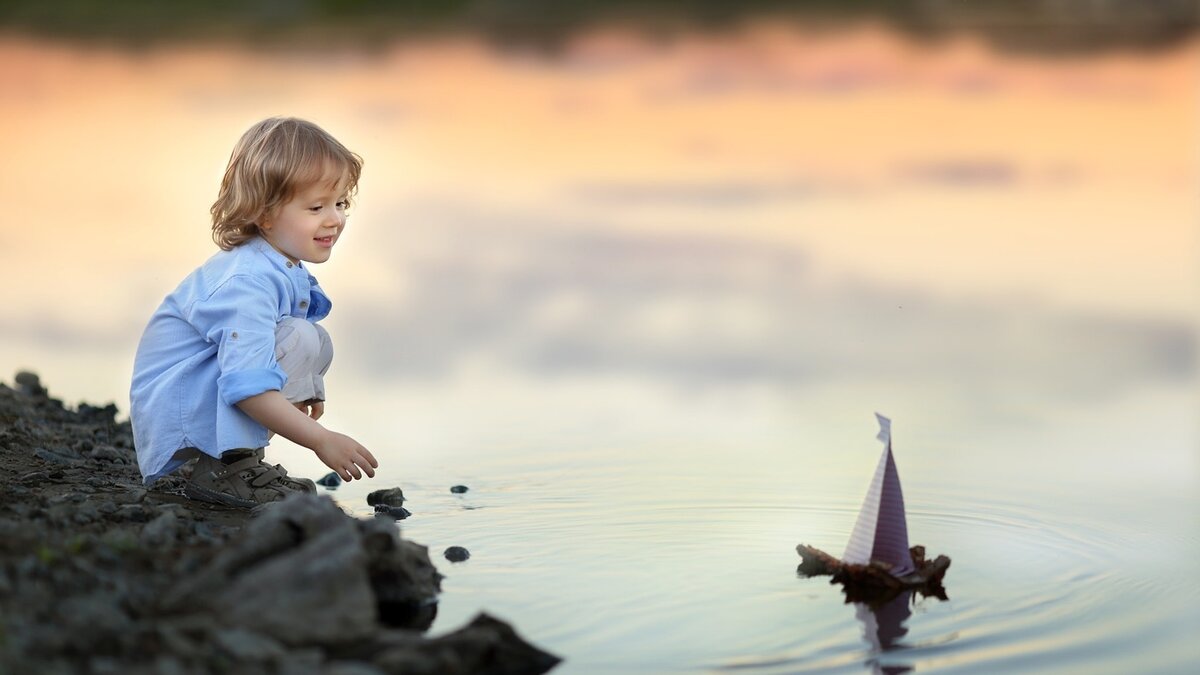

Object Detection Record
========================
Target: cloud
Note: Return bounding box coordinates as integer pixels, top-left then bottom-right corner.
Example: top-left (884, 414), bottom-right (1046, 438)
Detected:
top-left (568, 179), bottom-right (819, 207)
top-left (336, 203), bottom-right (1195, 403)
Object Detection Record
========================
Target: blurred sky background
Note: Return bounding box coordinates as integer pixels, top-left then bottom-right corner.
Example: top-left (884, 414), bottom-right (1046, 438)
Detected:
top-left (0, 1), bottom-right (1196, 488)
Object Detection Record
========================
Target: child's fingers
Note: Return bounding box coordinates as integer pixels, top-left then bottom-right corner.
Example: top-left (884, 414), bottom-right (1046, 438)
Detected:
top-left (361, 447), bottom-right (379, 468)
top-left (358, 454), bottom-right (376, 478)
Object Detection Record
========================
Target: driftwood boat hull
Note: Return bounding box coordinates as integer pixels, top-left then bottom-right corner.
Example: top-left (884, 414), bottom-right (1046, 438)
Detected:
top-left (796, 543), bottom-right (951, 604)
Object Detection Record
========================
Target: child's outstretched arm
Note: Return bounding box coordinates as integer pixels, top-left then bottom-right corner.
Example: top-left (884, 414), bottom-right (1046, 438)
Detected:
top-left (236, 390), bottom-right (378, 481)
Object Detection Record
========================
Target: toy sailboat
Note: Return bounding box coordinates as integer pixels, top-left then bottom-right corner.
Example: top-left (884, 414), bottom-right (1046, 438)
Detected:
top-left (796, 414), bottom-right (950, 600)
top-left (842, 413), bottom-right (915, 578)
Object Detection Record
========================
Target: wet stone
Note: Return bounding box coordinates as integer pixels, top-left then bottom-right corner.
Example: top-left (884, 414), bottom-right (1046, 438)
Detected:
top-left (373, 505), bottom-right (411, 520)
top-left (366, 488), bottom-right (405, 507)
top-left (316, 472), bottom-right (342, 487)
top-left (444, 546), bottom-right (470, 563)
top-left (449, 485), bottom-right (469, 494)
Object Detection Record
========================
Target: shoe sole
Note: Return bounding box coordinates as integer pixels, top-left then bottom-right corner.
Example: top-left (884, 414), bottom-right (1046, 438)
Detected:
top-left (184, 482), bottom-right (259, 509)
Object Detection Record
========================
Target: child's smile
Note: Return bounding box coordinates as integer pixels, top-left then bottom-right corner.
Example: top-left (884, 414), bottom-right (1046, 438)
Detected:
top-left (261, 177), bottom-right (350, 265)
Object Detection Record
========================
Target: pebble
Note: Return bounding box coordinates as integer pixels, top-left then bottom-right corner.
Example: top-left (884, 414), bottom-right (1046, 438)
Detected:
top-left (373, 504), bottom-right (411, 520)
top-left (366, 487), bottom-right (405, 507)
top-left (315, 472), bottom-right (342, 487)
top-left (444, 546), bottom-right (470, 562)
top-left (450, 485), bottom-right (469, 494)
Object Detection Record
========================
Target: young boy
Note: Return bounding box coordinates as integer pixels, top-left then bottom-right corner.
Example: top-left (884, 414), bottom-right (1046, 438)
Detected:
top-left (131, 117), bottom-right (378, 508)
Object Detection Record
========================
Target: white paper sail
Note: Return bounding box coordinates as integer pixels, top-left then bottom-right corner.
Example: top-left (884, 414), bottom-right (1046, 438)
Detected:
top-left (842, 413), bottom-right (916, 577)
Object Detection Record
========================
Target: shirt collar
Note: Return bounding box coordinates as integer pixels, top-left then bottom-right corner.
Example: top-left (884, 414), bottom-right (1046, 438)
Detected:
top-left (246, 236), bottom-right (306, 275)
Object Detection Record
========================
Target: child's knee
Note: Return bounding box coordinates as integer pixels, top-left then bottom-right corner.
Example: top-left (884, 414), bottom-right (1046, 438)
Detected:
top-left (275, 318), bottom-right (333, 376)
top-left (275, 317), bottom-right (322, 363)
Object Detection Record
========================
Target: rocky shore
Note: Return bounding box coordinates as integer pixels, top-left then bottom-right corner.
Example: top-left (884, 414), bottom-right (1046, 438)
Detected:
top-left (0, 373), bottom-right (560, 674)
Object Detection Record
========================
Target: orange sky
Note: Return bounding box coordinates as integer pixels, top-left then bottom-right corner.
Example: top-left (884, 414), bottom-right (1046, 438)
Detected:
top-left (0, 25), bottom-right (1196, 404)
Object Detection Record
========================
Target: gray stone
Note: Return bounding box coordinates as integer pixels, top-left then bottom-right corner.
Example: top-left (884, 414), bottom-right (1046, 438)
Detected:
top-left (117, 504), bottom-right (151, 523)
top-left (88, 445), bottom-right (124, 462)
top-left (444, 546), bottom-right (470, 563)
top-left (324, 663), bottom-right (386, 675)
top-left (214, 628), bottom-right (287, 661)
top-left (18, 471), bottom-right (49, 485)
top-left (141, 511), bottom-right (179, 546)
top-left (316, 472), bottom-right (342, 487)
top-left (450, 485), bottom-right (469, 494)
top-left (372, 504), bottom-right (411, 520)
top-left (168, 495), bottom-right (381, 647)
top-left (277, 649), bottom-right (324, 675)
top-left (366, 488), bottom-right (405, 507)
top-left (34, 447), bottom-right (81, 465)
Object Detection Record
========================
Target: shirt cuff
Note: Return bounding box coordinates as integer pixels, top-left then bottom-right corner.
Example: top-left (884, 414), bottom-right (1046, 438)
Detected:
top-left (218, 366), bottom-right (287, 406)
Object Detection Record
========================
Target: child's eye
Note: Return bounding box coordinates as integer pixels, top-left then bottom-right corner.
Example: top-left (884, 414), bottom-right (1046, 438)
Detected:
top-left (336, 200), bottom-right (348, 209)
top-left (308, 206), bottom-right (322, 213)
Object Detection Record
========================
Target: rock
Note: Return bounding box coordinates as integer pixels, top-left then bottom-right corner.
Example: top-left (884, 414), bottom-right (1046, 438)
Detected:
top-left (0, 373), bottom-right (556, 673)
top-left (324, 663), bottom-right (386, 675)
top-left (367, 613), bottom-right (561, 674)
top-left (14, 370), bottom-right (47, 397)
top-left (357, 517), bottom-right (442, 629)
top-left (276, 648), bottom-right (324, 675)
top-left (87, 445), bottom-right (124, 462)
top-left (214, 628), bottom-right (287, 662)
top-left (112, 487), bottom-right (148, 504)
top-left (316, 471), bottom-right (342, 487)
top-left (373, 505), bottom-right (411, 521)
top-left (141, 511), bottom-right (180, 546)
top-left (34, 447), bottom-right (81, 465)
top-left (116, 504), bottom-right (151, 523)
top-left (165, 495), bottom-right (383, 647)
top-left (366, 488), bottom-right (405, 507)
top-left (18, 470), bottom-right (49, 485)
top-left (444, 546), bottom-right (470, 563)
top-left (449, 485), bottom-right (469, 494)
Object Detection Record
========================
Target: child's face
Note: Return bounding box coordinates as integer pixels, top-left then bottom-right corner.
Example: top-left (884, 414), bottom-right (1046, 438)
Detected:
top-left (261, 175), bottom-right (349, 265)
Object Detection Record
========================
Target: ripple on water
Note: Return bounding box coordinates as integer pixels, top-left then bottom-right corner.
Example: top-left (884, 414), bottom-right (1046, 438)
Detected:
top-left (334, 466), bottom-right (1197, 673)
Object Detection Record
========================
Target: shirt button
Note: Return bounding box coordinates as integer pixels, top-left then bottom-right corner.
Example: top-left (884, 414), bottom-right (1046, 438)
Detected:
top-left (299, 301), bottom-right (308, 309)
top-left (286, 261), bottom-right (294, 268)
top-left (231, 331), bottom-right (239, 339)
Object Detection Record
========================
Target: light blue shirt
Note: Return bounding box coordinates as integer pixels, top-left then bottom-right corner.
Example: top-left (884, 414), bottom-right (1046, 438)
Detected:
top-left (130, 237), bottom-right (331, 484)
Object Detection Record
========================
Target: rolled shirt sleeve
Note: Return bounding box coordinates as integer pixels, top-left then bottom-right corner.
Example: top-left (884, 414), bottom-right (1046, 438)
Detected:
top-left (186, 275), bottom-right (288, 406)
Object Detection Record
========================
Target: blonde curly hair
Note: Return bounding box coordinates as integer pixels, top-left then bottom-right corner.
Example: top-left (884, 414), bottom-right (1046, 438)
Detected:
top-left (211, 117), bottom-right (363, 250)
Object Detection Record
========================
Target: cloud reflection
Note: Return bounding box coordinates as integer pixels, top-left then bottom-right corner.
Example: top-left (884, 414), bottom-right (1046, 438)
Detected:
top-left (338, 203), bottom-right (1194, 403)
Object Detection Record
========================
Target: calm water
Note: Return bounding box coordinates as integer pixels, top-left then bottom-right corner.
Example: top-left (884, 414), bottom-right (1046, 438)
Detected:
top-left (306, 380), bottom-right (1198, 673)
top-left (2, 23), bottom-right (1197, 673)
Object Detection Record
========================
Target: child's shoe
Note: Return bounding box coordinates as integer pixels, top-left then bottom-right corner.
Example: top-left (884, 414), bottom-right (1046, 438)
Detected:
top-left (252, 448), bottom-right (317, 494)
top-left (184, 451), bottom-right (292, 508)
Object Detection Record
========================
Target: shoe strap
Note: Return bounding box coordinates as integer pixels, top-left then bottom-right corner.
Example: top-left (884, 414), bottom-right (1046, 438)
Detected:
top-left (249, 465), bottom-right (285, 488)
top-left (213, 455), bottom-right (262, 479)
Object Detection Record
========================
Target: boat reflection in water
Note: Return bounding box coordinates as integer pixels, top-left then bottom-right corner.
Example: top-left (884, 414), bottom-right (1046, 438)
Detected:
top-left (855, 589), bottom-right (915, 675)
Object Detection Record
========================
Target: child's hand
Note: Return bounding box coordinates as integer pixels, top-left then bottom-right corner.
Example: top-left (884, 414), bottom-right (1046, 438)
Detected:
top-left (314, 430), bottom-right (379, 482)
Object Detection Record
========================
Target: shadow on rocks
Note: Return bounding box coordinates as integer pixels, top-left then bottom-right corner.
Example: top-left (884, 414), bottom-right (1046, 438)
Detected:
top-left (159, 494), bottom-right (559, 673)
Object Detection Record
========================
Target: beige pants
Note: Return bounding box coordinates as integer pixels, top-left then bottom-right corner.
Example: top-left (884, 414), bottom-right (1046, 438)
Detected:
top-left (274, 317), bottom-right (333, 403)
